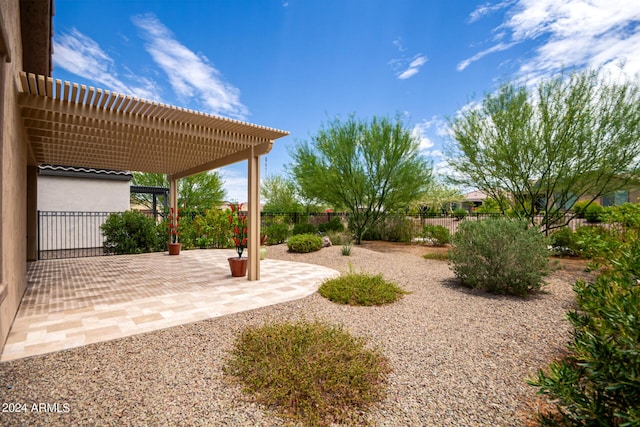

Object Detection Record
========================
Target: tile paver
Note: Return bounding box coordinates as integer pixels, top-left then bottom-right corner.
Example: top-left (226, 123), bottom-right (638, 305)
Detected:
top-left (0, 249), bottom-right (338, 362)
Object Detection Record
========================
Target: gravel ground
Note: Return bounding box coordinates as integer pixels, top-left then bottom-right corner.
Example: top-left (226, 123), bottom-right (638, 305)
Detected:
top-left (0, 243), bottom-right (586, 426)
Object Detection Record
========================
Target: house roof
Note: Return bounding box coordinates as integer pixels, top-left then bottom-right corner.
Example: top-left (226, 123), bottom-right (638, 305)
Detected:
top-left (463, 190), bottom-right (487, 202)
top-left (18, 72), bottom-right (289, 179)
top-left (38, 164), bottom-right (133, 181)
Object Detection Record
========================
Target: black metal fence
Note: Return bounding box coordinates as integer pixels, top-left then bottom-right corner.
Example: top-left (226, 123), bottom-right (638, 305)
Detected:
top-left (37, 210), bottom-right (588, 260)
top-left (38, 211), bottom-right (112, 260)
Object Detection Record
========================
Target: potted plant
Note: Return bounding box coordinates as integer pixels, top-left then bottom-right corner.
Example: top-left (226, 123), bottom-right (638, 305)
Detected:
top-left (168, 206), bottom-right (182, 255)
top-left (260, 234), bottom-right (268, 260)
top-left (227, 203), bottom-right (248, 277)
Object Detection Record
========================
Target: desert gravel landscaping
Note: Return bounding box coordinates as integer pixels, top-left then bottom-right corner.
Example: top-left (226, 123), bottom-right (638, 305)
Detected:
top-left (0, 242), bottom-right (588, 426)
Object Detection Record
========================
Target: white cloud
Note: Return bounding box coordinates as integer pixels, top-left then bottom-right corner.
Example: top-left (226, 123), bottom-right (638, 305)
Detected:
top-left (132, 14), bottom-right (248, 120)
top-left (390, 38), bottom-right (428, 80)
top-left (397, 55), bottom-right (428, 79)
top-left (468, 1), bottom-right (514, 23)
top-left (53, 29), bottom-right (159, 99)
top-left (219, 166), bottom-right (249, 203)
top-left (460, 0), bottom-right (640, 79)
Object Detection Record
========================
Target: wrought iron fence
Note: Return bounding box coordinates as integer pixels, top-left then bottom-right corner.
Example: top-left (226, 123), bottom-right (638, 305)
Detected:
top-left (38, 211), bottom-right (112, 260)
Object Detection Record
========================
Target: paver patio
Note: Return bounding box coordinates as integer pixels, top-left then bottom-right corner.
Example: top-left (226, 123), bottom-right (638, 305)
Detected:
top-left (1, 249), bottom-right (339, 362)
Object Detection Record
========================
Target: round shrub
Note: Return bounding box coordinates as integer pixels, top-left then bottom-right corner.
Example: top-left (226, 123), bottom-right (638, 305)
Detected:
top-left (318, 217), bottom-right (345, 233)
top-left (452, 207), bottom-right (468, 220)
top-left (263, 223), bottom-right (289, 244)
top-left (224, 320), bottom-right (390, 426)
top-left (584, 202), bottom-right (604, 223)
top-left (550, 227), bottom-right (577, 256)
top-left (319, 272), bottom-right (408, 306)
top-left (292, 222), bottom-right (317, 235)
top-left (422, 224), bottom-right (450, 246)
top-left (572, 200), bottom-right (591, 218)
top-left (449, 218), bottom-right (551, 296)
top-left (101, 210), bottom-right (159, 255)
top-left (287, 233), bottom-right (323, 253)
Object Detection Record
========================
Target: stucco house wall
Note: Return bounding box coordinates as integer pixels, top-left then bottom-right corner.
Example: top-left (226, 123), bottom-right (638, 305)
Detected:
top-left (37, 166), bottom-right (132, 251)
top-left (0, 0), bottom-right (31, 352)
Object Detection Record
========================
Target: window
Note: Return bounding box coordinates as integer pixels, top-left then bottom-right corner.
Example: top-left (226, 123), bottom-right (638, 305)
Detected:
top-left (602, 190), bottom-right (629, 207)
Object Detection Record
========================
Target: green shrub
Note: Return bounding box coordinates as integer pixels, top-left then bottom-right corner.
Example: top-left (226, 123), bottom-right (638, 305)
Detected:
top-left (362, 214), bottom-right (416, 242)
top-left (264, 223), bottom-right (290, 244)
top-left (529, 245), bottom-right (640, 425)
top-left (193, 208), bottom-right (234, 249)
top-left (224, 320), bottom-right (390, 426)
top-left (449, 218), bottom-right (551, 296)
top-left (573, 225), bottom-right (620, 262)
top-left (101, 210), bottom-right (159, 255)
top-left (318, 217), bottom-right (345, 233)
top-left (423, 251), bottom-right (449, 261)
top-left (452, 207), bottom-right (468, 220)
top-left (292, 222), bottom-right (317, 236)
top-left (319, 272), bottom-right (408, 305)
top-left (341, 241), bottom-right (352, 256)
top-left (324, 230), bottom-right (350, 245)
top-left (421, 224), bottom-right (450, 246)
top-left (287, 233), bottom-right (323, 253)
top-left (572, 200), bottom-right (591, 218)
top-left (550, 227), bottom-right (578, 256)
top-left (584, 201), bottom-right (604, 223)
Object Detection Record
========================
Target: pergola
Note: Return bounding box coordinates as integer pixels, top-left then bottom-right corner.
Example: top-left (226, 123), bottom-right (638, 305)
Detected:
top-left (18, 71), bottom-right (289, 280)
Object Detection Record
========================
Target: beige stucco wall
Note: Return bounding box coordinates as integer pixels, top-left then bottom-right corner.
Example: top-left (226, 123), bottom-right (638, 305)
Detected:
top-left (37, 175), bottom-right (131, 250)
top-left (0, 0), bottom-right (27, 352)
top-left (38, 175), bottom-right (131, 212)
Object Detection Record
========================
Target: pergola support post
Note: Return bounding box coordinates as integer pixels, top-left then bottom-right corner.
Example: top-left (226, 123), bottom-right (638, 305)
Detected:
top-left (247, 148), bottom-right (260, 281)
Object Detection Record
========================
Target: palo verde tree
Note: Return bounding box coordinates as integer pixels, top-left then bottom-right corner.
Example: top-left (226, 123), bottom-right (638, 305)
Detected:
top-left (289, 114), bottom-right (432, 243)
top-left (261, 174), bottom-right (304, 213)
top-left (447, 68), bottom-right (640, 233)
top-left (131, 171), bottom-right (226, 211)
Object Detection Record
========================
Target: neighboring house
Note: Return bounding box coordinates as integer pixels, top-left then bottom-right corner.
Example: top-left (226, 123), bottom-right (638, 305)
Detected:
top-left (38, 164), bottom-right (132, 212)
top-left (461, 190), bottom-right (487, 211)
top-left (37, 165), bottom-right (132, 252)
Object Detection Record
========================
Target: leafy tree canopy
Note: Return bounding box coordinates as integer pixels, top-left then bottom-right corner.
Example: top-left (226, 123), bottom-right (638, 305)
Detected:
top-left (261, 174), bottom-right (304, 213)
top-left (289, 114), bottom-right (432, 243)
top-left (446, 68), bottom-right (640, 233)
top-left (131, 171), bottom-right (226, 211)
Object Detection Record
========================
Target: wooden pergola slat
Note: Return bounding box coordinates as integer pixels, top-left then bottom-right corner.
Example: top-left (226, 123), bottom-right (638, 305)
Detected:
top-left (18, 71), bottom-right (288, 280)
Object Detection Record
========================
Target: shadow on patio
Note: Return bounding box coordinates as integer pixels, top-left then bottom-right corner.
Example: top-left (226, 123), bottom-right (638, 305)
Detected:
top-left (1, 250), bottom-right (339, 362)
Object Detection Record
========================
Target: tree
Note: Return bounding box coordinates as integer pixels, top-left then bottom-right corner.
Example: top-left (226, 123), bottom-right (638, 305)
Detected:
top-left (447, 69), bottom-right (640, 233)
top-left (261, 175), bottom-right (303, 213)
top-left (289, 114), bottom-right (432, 243)
top-left (411, 180), bottom-right (463, 214)
top-left (131, 171), bottom-right (226, 211)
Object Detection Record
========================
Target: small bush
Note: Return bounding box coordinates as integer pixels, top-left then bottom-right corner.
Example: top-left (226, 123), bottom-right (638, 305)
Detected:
top-left (324, 230), bottom-right (350, 245)
top-left (449, 218), bottom-right (551, 296)
top-left (292, 222), bottom-right (317, 236)
top-left (529, 247), bottom-right (640, 425)
top-left (421, 225), bottom-right (450, 246)
top-left (101, 210), bottom-right (159, 255)
top-left (319, 272), bottom-right (409, 305)
top-left (318, 217), bottom-right (345, 233)
top-left (452, 207), bottom-right (468, 220)
top-left (363, 215), bottom-right (415, 242)
top-left (572, 200), bottom-right (591, 218)
top-left (341, 241), bottom-right (352, 256)
top-left (550, 227), bottom-right (577, 256)
top-left (584, 201), bottom-right (604, 223)
top-left (287, 233), bottom-right (323, 253)
top-left (224, 320), bottom-right (391, 426)
top-left (423, 251), bottom-right (449, 261)
top-left (264, 223), bottom-right (290, 244)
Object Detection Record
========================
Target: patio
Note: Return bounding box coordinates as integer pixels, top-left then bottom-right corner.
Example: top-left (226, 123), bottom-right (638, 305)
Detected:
top-left (1, 250), bottom-right (338, 362)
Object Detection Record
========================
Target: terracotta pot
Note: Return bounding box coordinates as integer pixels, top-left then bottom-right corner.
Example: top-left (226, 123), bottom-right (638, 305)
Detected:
top-left (168, 242), bottom-right (182, 255)
top-left (228, 257), bottom-right (248, 277)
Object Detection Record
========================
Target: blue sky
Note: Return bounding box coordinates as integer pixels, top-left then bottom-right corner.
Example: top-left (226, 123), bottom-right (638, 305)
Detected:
top-left (52, 0), bottom-right (640, 201)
